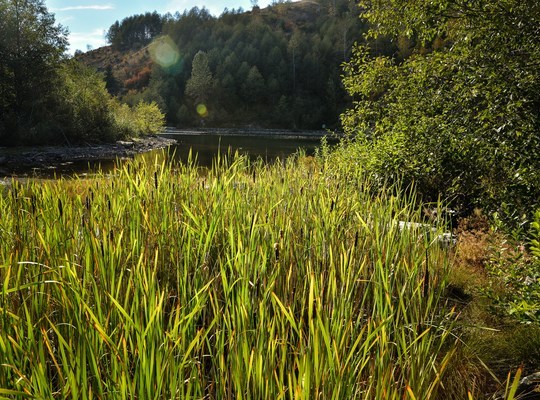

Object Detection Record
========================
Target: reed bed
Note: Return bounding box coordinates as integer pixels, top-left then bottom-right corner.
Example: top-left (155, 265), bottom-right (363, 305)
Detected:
top-left (0, 151), bottom-right (460, 399)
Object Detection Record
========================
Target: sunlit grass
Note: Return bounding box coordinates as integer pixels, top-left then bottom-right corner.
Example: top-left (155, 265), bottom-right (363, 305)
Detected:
top-left (0, 150), bottom-right (484, 398)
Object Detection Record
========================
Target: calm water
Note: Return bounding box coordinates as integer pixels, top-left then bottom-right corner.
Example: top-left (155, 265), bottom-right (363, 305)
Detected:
top-left (158, 132), bottom-right (327, 166)
top-left (1, 132), bottom-right (331, 178)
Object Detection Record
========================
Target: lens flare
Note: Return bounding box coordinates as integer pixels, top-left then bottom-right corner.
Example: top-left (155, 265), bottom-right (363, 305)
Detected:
top-left (196, 104), bottom-right (208, 117)
top-left (149, 36), bottom-right (180, 69)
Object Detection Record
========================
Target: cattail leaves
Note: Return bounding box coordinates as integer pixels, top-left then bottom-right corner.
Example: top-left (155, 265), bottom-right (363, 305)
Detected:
top-left (0, 153), bottom-right (457, 399)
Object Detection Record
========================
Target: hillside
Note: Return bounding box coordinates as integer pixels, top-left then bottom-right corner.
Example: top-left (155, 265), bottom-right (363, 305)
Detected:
top-left (76, 45), bottom-right (152, 95)
top-left (76, 0), bottom-right (370, 130)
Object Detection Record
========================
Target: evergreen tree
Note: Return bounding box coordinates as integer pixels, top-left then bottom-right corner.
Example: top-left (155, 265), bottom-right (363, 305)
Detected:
top-left (242, 66), bottom-right (265, 103)
top-left (185, 51), bottom-right (214, 105)
top-left (106, 12), bottom-right (163, 50)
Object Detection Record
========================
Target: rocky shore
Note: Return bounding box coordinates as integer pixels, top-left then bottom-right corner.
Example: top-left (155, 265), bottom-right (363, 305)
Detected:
top-left (0, 135), bottom-right (176, 176)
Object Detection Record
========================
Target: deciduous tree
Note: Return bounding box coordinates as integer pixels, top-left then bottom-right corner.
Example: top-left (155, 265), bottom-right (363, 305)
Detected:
top-left (0, 0), bottom-right (67, 143)
top-left (341, 0), bottom-right (540, 223)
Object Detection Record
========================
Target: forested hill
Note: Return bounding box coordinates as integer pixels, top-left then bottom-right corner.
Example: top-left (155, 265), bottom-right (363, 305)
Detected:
top-left (77, 0), bottom-right (375, 130)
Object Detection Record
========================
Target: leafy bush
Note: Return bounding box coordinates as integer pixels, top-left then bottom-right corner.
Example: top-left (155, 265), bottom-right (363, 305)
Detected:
top-left (58, 60), bottom-right (118, 142)
top-left (483, 211), bottom-right (540, 324)
top-left (132, 101), bottom-right (165, 135)
top-left (111, 99), bottom-right (164, 137)
top-left (340, 0), bottom-right (540, 226)
top-left (531, 210), bottom-right (540, 258)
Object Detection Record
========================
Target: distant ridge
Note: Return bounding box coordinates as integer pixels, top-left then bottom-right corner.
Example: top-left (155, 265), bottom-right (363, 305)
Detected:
top-left (76, 0), bottom-right (368, 130)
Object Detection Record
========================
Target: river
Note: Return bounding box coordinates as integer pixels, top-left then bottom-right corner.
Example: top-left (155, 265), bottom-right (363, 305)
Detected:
top-left (157, 130), bottom-right (330, 166)
top-left (0, 130), bottom-right (336, 178)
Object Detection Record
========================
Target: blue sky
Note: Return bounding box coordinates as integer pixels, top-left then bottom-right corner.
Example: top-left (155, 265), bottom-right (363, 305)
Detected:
top-left (46, 0), bottom-right (272, 53)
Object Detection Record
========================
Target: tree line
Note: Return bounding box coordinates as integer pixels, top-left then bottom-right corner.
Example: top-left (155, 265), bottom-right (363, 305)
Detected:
top-left (102, 0), bottom-right (371, 130)
top-left (106, 12), bottom-right (163, 51)
top-left (0, 0), bottom-right (164, 146)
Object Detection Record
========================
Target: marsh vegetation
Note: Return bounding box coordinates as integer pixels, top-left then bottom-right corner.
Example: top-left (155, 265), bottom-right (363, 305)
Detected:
top-left (0, 152), bottom-right (462, 398)
top-left (2, 150), bottom-right (538, 398)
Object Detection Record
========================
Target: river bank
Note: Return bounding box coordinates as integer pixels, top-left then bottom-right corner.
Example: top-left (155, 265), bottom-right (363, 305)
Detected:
top-left (0, 135), bottom-right (176, 176)
top-left (161, 127), bottom-right (343, 139)
top-left (0, 129), bottom-right (340, 177)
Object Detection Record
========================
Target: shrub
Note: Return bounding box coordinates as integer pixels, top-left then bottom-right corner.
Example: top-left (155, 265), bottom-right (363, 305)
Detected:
top-left (341, 0), bottom-right (540, 227)
top-left (110, 99), bottom-right (164, 137)
top-left (483, 210), bottom-right (540, 324)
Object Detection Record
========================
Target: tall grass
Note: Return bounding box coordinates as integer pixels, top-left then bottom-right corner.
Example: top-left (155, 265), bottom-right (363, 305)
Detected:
top-left (1, 151), bottom-right (460, 398)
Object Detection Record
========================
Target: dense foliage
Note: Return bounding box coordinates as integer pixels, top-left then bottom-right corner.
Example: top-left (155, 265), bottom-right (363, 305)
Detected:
top-left (340, 0), bottom-right (540, 224)
top-left (100, 1), bottom-right (367, 129)
top-left (0, 0), bottom-right (164, 146)
top-left (106, 12), bottom-right (163, 51)
top-left (484, 211), bottom-right (540, 324)
top-left (0, 0), bottom-right (67, 144)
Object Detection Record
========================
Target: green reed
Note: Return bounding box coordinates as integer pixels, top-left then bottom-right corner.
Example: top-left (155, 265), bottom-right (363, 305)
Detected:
top-left (0, 151), bottom-right (464, 398)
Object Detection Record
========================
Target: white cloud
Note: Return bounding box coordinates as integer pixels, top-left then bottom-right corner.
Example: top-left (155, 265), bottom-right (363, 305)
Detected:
top-left (55, 15), bottom-right (75, 24)
top-left (52, 4), bottom-right (114, 12)
top-left (68, 28), bottom-right (108, 54)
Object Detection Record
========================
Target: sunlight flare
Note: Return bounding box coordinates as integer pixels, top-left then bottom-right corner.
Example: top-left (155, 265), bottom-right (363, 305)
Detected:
top-left (149, 36), bottom-right (181, 70)
top-left (196, 103), bottom-right (208, 117)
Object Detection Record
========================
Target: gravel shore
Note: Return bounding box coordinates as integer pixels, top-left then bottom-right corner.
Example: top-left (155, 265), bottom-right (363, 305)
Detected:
top-left (0, 135), bottom-right (176, 176)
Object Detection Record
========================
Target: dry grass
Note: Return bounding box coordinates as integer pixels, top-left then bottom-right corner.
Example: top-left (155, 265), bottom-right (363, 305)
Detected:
top-left (448, 211), bottom-right (493, 293)
top-left (442, 209), bottom-right (540, 399)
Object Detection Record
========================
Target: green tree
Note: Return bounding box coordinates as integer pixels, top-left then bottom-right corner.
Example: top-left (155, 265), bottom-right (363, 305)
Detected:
top-left (0, 0), bottom-right (68, 144)
top-left (341, 0), bottom-right (540, 222)
top-left (242, 66), bottom-right (265, 103)
top-left (57, 60), bottom-right (116, 143)
top-left (185, 51), bottom-right (214, 105)
top-left (287, 30), bottom-right (302, 93)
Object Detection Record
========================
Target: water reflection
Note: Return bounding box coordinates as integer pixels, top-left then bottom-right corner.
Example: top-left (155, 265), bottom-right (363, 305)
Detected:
top-left (2, 133), bottom-right (330, 178)
top-left (157, 133), bottom-right (326, 166)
